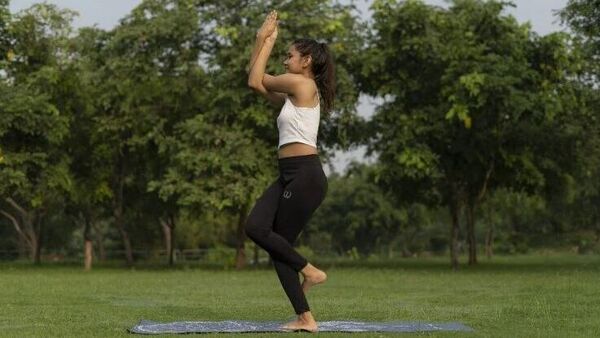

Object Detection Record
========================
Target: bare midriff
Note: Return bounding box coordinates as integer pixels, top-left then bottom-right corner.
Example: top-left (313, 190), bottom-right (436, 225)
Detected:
top-left (278, 142), bottom-right (318, 159)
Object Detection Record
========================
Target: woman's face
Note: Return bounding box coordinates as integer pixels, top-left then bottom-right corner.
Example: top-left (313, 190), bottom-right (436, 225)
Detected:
top-left (283, 45), bottom-right (310, 74)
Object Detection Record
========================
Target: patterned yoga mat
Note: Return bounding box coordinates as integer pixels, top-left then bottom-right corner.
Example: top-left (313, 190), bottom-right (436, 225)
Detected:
top-left (129, 319), bottom-right (474, 334)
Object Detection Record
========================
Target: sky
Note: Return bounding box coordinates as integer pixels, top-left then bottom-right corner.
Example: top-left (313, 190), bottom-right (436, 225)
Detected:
top-left (8, 0), bottom-right (570, 175)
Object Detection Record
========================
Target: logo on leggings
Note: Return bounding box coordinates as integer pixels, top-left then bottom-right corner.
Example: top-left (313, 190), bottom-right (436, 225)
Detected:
top-left (283, 190), bottom-right (292, 199)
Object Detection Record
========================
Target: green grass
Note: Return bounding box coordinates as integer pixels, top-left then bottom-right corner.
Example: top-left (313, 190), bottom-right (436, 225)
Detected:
top-left (1, 254), bottom-right (599, 337)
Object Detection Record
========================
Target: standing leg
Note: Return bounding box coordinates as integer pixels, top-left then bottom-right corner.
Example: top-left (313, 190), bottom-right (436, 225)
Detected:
top-left (272, 166), bottom-right (328, 315)
top-left (272, 259), bottom-right (308, 314)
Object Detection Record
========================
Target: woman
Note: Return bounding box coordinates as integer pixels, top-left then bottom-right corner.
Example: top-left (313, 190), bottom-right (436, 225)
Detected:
top-left (245, 10), bottom-right (335, 333)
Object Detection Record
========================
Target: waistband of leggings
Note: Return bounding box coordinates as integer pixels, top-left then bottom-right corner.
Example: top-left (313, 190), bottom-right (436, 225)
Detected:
top-left (277, 154), bottom-right (321, 166)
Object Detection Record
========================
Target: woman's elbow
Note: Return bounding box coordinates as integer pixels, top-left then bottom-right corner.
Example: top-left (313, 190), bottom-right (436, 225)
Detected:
top-left (248, 78), bottom-right (260, 89)
top-left (248, 73), bottom-right (262, 88)
top-left (248, 80), bottom-right (266, 93)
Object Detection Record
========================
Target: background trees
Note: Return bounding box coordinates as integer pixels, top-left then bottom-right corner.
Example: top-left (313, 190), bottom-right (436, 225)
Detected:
top-left (1, 0), bottom-right (599, 269)
top-left (559, 0), bottom-right (600, 253)
top-left (353, 0), bottom-right (591, 269)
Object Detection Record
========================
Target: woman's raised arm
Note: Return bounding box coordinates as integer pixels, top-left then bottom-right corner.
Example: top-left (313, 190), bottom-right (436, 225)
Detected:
top-left (247, 11), bottom-right (286, 107)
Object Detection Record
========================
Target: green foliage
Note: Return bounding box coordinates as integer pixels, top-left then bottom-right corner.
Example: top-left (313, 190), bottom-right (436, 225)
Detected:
top-left (309, 163), bottom-right (436, 257)
top-left (352, 0), bottom-right (594, 267)
top-left (480, 189), bottom-right (547, 254)
top-left (560, 0), bottom-right (600, 42)
top-left (0, 3), bottom-right (75, 210)
top-left (560, 0), bottom-right (600, 78)
top-left (361, 0), bottom-right (586, 194)
top-left (0, 0), bottom-right (9, 61)
top-left (559, 0), bottom-right (600, 245)
top-left (204, 244), bottom-right (236, 269)
top-left (149, 115), bottom-right (274, 211)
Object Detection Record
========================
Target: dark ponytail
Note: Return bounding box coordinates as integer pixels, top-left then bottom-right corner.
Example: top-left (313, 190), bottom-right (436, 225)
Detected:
top-left (293, 38), bottom-right (336, 115)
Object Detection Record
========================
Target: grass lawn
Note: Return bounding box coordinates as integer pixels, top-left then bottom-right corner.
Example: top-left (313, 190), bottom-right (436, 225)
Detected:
top-left (1, 254), bottom-right (599, 337)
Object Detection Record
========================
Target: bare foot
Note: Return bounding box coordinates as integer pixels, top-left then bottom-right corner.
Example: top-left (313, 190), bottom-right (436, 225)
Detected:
top-left (300, 263), bottom-right (327, 293)
top-left (281, 319), bottom-right (318, 332)
top-left (281, 312), bottom-right (318, 332)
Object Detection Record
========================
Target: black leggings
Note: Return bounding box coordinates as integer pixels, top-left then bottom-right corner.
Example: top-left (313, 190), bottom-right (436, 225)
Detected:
top-left (244, 154), bottom-right (328, 315)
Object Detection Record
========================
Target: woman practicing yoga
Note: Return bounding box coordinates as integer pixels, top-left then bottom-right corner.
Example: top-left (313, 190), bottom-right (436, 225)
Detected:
top-left (245, 10), bottom-right (335, 333)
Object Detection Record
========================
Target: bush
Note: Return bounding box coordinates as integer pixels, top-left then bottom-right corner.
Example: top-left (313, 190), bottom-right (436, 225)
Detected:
top-left (429, 236), bottom-right (448, 254)
top-left (204, 245), bottom-right (236, 269)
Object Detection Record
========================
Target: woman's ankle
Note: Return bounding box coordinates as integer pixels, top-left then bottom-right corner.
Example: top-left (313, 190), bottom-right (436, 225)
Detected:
top-left (300, 262), bottom-right (313, 275)
top-left (298, 311), bottom-right (315, 322)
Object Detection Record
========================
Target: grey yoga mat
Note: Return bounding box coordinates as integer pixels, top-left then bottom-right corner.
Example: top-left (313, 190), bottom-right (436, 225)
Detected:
top-left (128, 319), bottom-right (474, 334)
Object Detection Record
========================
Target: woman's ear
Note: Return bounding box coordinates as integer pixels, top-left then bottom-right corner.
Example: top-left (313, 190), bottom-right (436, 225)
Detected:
top-left (302, 55), bottom-right (312, 68)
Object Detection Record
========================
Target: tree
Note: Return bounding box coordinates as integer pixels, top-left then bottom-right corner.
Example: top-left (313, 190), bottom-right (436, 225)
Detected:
top-left (65, 26), bottom-right (115, 269)
top-left (356, 0), bottom-right (585, 269)
top-left (0, 4), bottom-right (76, 263)
top-left (560, 0), bottom-right (600, 248)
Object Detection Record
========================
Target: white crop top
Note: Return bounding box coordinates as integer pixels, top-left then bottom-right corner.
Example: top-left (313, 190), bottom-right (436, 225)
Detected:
top-left (277, 93), bottom-right (320, 149)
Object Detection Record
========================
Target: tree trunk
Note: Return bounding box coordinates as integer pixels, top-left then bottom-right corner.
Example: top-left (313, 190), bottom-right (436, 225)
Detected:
top-left (84, 240), bottom-right (93, 271)
top-left (471, 161), bottom-right (494, 263)
top-left (160, 216), bottom-right (175, 266)
top-left (235, 205), bottom-right (249, 270)
top-left (169, 216), bottom-right (175, 266)
top-left (33, 209), bottom-right (45, 265)
top-left (235, 242), bottom-right (247, 269)
top-left (33, 229), bottom-right (41, 265)
top-left (449, 206), bottom-right (460, 271)
top-left (83, 214), bottom-right (93, 270)
top-left (1, 208), bottom-right (31, 258)
top-left (1, 199), bottom-right (43, 264)
top-left (466, 203), bottom-right (477, 265)
top-left (162, 221), bottom-right (172, 265)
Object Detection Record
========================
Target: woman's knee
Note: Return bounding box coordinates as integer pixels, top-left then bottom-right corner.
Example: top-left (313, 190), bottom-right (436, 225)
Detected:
top-left (244, 217), bottom-right (269, 240)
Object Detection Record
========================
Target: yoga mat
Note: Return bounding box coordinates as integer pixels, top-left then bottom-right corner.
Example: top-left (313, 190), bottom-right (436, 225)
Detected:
top-left (129, 319), bottom-right (474, 334)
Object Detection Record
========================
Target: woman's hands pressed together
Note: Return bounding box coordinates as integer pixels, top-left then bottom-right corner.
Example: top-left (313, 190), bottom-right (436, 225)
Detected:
top-left (257, 10), bottom-right (278, 42)
top-left (247, 9), bottom-right (286, 107)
